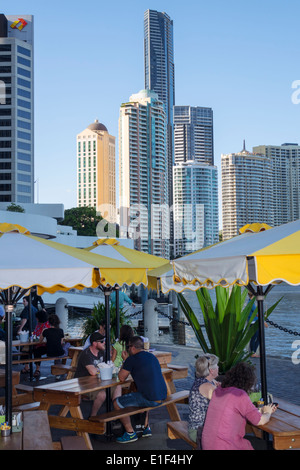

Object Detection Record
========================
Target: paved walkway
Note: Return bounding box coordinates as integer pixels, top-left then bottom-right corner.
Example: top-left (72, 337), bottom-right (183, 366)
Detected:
top-left (9, 342), bottom-right (300, 451)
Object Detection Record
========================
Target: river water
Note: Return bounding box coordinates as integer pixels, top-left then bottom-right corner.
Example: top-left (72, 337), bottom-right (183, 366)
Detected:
top-left (67, 284), bottom-right (300, 360)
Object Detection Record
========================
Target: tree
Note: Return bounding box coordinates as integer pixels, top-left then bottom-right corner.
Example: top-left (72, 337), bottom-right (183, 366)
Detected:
top-left (58, 206), bottom-right (103, 236)
top-left (6, 203), bottom-right (25, 213)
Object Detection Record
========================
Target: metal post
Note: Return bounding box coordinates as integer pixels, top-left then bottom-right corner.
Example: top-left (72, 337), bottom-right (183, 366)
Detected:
top-left (256, 286), bottom-right (268, 405)
top-left (115, 287), bottom-right (120, 339)
top-left (104, 288), bottom-right (112, 439)
top-left (5, 292), bottom-right (13, 430)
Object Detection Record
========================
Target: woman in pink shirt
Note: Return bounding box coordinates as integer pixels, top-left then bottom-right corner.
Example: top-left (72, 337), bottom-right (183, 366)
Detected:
top-left (202, 362), bottom-right (277, 450)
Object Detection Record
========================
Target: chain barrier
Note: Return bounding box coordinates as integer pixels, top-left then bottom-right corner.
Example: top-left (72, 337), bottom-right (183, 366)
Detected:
top-left (126, 308), bottom-right (300, 336)
top-left (266, 318), bottom-right (300, 336)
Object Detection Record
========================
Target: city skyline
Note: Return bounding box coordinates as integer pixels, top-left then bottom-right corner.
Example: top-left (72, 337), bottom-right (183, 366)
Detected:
top-left (2, 1), bottom-right (300, 227)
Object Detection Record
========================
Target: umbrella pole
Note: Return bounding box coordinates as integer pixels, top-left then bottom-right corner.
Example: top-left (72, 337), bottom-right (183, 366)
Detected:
top-left (104, 287), bottom-right (113, 439)
top-left (115, 287), bottom-right (120, 339)
top-left (4, 294), bottom-right (14, 430)
top-left (256, 286), bottom-right (268, 405)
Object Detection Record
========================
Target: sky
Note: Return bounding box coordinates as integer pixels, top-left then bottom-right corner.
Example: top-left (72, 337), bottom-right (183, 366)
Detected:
top-left (4, 0), bottom-right (300, 223)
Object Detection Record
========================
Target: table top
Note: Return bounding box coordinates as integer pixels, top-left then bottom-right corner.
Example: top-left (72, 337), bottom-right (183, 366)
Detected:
top-left (34, 374), bottom-right (130, 397)
top-left (257, 398), bottom-right (300, 436)
top-left (12, 337), bottom-right (82, 347)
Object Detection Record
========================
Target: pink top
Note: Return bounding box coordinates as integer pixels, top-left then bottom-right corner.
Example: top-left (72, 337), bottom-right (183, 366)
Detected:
top-left (201, 386), bottom-right (261, 450)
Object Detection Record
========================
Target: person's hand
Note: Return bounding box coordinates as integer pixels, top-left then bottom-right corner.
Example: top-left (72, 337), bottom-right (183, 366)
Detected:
top-left (263, 404), bottom-right (277, 414)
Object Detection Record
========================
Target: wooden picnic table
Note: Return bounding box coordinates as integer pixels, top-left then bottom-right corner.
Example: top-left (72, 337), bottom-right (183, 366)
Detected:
top-left (0, 410), bottom-right (53, 450)
top-left (33, 368), bottom-right (186, 450)
top-left (248, 397), bottom-right (300, 450)
top-left (12, 336), bottom-right (82, 348)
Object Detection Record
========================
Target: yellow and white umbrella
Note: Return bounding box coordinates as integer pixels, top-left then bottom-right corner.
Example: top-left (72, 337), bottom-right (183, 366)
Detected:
top-left (171, 219), bottom-right (300, 406)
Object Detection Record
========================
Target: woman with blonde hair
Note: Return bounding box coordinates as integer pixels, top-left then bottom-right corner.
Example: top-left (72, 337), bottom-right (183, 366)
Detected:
top-left (188, 354), bottom-right (220, 446)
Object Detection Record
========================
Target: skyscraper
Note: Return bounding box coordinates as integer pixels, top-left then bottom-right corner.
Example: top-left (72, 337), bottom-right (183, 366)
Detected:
top-left (173, 106), bottom-right (218, 256)
top-left (77, 120), bottom-right (116, 223)
top-left (173, 162), bottom-right (219, 256)
top-left (173, 106), bottom-right (214, 165)
top-left (144, 9), bottom-right (175, 241)
top-left (253, 143), bottom-right (300, 227)
top-left (119, 89), bottom-right (170, 258)
top-left (0, 14), bottom-right (34, 204)
top-left (221, 143), bottom-right (273, 240)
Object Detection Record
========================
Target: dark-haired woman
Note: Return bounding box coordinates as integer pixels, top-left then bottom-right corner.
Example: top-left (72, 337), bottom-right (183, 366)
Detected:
top-left (37, 314), bottom-right (66, 358)
top-left (21, 310), bottom-right (50, 378)
top-left (202, 362), bottom-right (277, 450)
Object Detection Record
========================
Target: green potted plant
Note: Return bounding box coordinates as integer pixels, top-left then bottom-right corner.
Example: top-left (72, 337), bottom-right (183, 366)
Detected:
top-left (178, 286), bottom-right (281, 374)
top-left (81, 301), bottom-right (134, 343)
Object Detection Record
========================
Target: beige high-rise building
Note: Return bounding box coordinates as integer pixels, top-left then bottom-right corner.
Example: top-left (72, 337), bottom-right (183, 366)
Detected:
top-left (77, 120), bottom-right (116, 223)
top-left (221, 143), bottom-right (273, 240)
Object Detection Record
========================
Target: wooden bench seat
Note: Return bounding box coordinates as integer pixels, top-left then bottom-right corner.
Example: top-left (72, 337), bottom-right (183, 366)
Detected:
top-left (167, 364), bottom-right (188, 380)
top-left (12, 355), bottom-right (69, 365)
top-left (167, 420), bottom-right (198, 449)
top-left (51, 364), bottom-right (76, 378)
top-left (89, 390), bottom-right (189, 424)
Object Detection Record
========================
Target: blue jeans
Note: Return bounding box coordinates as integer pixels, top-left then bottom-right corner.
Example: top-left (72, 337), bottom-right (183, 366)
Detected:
top-left (116, 392), bottom-right (164, 409)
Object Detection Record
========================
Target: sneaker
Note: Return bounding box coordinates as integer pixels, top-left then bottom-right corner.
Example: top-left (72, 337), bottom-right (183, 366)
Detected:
top-left (142, 426), bottom-right (152, 438)
top-left (116, 431), bottom-right (138, 443)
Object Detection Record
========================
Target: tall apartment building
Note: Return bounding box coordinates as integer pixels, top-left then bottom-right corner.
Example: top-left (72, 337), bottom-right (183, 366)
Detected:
top-left (221, 143), bottom-right (273, 240)
top-left (173, 106), bottom-right (218, 255)
top-left (173, 106), bottom-right (214, 165)
top-left (119, 89), bottom-right (169, 258)
top-left (77, 120), bottom-right (116, 223)
top-left (0, 14), bottom-right (34, 203)
top-left (173, 162), bottom-right (219, 255)
top-left (144, 9), bottom-right (175, 243)
top-left (253, 143), bottom-right (300, 226)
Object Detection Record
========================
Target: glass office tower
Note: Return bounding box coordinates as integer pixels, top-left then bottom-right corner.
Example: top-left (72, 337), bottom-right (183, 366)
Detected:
top-left (0, 14), bottom-right (34, 203)
top-left (144, 9), bottom-right (175, 248)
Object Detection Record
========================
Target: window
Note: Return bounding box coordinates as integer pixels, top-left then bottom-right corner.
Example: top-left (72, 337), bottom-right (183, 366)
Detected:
top-left (17, 163), bottom-right (31, 172)
top-left (0, 173), bottom-right (11, 180)
top-left (18, 110), bottom-right (31, 120)
top-left (17, 99), bottom-right (31, 109)
top-left (18, 173), bottom-right (31, 182)
top-left (0, 109), bottom-right (11, 116)
top-left (0, 120), bottom-right (11, 127)
top-left (17, 195), bottom-right (30, 203)
top-left (18, 184), bottom-right (31, 193)
top-left (17, 67), bottom-right (31, 78)
top-left (17, 120), bottom-right (31, 130)
top-left (17, 46), bottom-right (31, 57)
top-left (18, 88), bottom-right (31, 99)
top-left (17, 56), bottom-right (31, 67)
top-left (17, 78), bottom-right (31, 89)
top-left (0, 195), bottom-right (11, 202)
top-left (0, 184), bottom-right (11, 191)
top-left (17, 152), bottom-right (30, 161)
top-left (0, 45), bottom-right (11, 52)
top-left (0, 141), bottom-right (10, 148)
top-left (17, 142), bottom-right (31, 151)
top-left (0, 55), bottom-right (11, 62)
top-left (0, 130), bottom-right (11, 137)
top-left (0, 152), bottom-right (11, 159)
top-left (18, 130), bottom-right (31, 140)
top-left (0, 162), bottom-right (11, 169)
top-left (0, 66), bottom-right (11, 73)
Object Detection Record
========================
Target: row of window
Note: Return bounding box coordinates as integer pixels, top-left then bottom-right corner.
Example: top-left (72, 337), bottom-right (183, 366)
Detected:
top-left (0, 45), bottom-right (31, 57)
top-left (0, 109), bottom-right (32, 119)
top-left (0, 151), bottom-right (31, 162)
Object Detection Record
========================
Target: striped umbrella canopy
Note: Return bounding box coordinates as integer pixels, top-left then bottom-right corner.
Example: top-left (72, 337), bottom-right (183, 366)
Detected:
top-left (0, 224), bottom-right (155, 427)
top-left (171, 220), bottom-right (300, 408)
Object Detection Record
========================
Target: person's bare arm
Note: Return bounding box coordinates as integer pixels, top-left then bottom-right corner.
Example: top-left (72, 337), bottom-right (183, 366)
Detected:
top-left (118, 367), bottom-right (130, 382)
top-left (86, 364), bottom-right (99, 376)
top-left (257, 404), bottom-right (277, 425)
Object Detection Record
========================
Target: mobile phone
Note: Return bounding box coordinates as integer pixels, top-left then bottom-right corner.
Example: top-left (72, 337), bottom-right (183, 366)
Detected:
top-left (272, 402), bottom-right (278, 407)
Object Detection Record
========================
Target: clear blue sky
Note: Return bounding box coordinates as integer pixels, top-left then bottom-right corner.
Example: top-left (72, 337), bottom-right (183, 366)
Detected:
top-left (5, 0), bottom-right (300, 223)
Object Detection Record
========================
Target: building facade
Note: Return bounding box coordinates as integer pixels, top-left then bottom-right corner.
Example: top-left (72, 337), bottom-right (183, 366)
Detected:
top-left (119, 89), bottom-right (169, 258)
top-left (0, 14), bottom-right (34, 203)
top-left (77, 120), bottom-right (116, 223)
top-left (173, 162), bottom-right (219, 256)
top-left (144, 9), bottom-right (175, 244)
top-left (173, 106), bottom-right (214, 165)
top-left (253, 143), bottom-right (300, 227)
top-left (221, 143), bottom-right (273, 240)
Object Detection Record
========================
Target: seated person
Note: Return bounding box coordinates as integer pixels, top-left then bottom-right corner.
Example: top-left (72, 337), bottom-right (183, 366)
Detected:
top-left (17, 296), bottom-right (38, 335)
top-left (83, 320), bottom-right (106, 350)
top-left (21, 310), bottom-right (50, 377)
top-left (113, 336), bottom-right (167, 444)
top-left (0, 305), bottom-right (5, 341)
top-left (37, 314), bottom-right (68, 358)
top-left (75, 331), bottom-right (119, 417)
top-left (188, 354), bottom-right (220, 446)
top-left (111, 324), bottom-right (134, 368)
top-left (201, 362), bottom-right (277, 450)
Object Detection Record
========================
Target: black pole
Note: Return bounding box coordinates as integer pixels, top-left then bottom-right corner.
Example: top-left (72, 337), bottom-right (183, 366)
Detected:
top-left (28, 290), bottom-right (33, 381)
top-left (115, 287), bottom-right (120, 339)
top-left (5, 290), bottom-right (13, 430)
top-left (256, 286), bottom-right (268, 405)
top-left (104, 288), bottom-right (112, 439)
